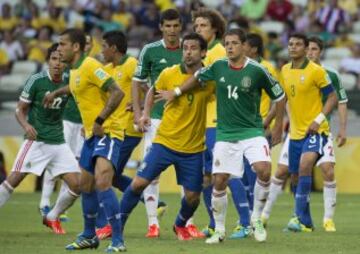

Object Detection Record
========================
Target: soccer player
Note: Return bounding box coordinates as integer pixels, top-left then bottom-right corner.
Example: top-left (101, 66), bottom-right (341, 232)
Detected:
top-left (118, 33), bottom-right (212, 250)
top-left (261, 36), bottom-right (347, 232)
top-left (278, 33), bottom-right (338, 232)
top-left (43, 29), bottom-right (125, 252)
top-left (132, 9), bottom-right (201, 238)
top-left (192, 7), bottom-right (250, 239)
top-left (158, 28), bottom-right (286, 243)
top-left (0, 43), bottom-right (81, 234)
top-left (94, 30), bottom-right (142, 239)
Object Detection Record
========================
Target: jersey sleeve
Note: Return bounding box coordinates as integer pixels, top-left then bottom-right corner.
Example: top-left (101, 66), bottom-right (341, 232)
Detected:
top-left (328, 71), bottom-right (348, 103)
top-left (133, 46), bottom-right (151, 82)
top-left (153, 69), bottom-right (167, 91)
top-left (126, 58), bottom-right (138, 80)
top-left (195, 63), bottom-right (216, 83)
top-left (259, 67), bottom-right (284, 102)
top-left (20, 75), bottom-right (38, 103)
top-left (86, 58), bottom-right (114, 91)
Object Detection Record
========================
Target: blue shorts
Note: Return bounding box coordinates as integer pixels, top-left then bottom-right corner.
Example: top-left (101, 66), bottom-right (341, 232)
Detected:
top-left (288, 133), bottom-right (328, 174)
top-left (204, 128), bottom-right (216, 174)
top-left (79, 135), bottom-right (122, 174)
top-left (116, 135), bottom-right (141, 175)
top-left (137, 143), bottom-right (204, 192)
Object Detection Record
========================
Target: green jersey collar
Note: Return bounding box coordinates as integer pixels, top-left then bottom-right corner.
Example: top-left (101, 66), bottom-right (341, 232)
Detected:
top-left (256, 56), bottom-right (263, 63)
top-left (291, 58), bottom-right (309, 69)
top-left (72, 53), bottom-right (86, 69)
top-left (208, 39), bottom-right (221, 50)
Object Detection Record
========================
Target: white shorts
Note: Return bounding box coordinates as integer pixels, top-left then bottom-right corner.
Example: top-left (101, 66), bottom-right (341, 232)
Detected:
top-left (278, 134), bottom-right (290, 166)
top-left (316, 134), bottom-right (336, 166)
top-left (143, 119), bottom-right (161, 156)
top-left (11, 140), bottom-right (80, 177)
top-left (63, 120), bottom-right (84, 158)
top-left (212, 136), bottom-right (271, 177)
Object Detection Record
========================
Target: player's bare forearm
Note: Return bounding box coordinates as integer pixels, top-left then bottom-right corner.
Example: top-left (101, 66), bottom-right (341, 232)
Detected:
top-left (271, 96), bottom-right (286, 145)
top-left (322, 91), bottom-right (337, 116)
top-left (143, 87), bottom-right (155, 117)
top-left (132, 80), bottom-right (146, 120)
top-left (338, 103), bottom-right (348, 134)
top-left (98, 82), bottom-right (124, 120)
top-left (180, 75), bottom-right (200, 94)
top-left (43, 85), bottom-right (70, 107)
top-left (263, 103), bottom-right (276, 129)
top-left (15, 101), bottom-right (30, 130)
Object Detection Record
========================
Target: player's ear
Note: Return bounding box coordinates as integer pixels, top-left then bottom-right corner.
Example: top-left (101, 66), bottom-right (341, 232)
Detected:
top-left (72, 42), bottom-right (80, 53)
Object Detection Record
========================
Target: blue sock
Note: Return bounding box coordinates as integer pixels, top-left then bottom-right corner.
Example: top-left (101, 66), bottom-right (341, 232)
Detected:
top-left (243, 159), bottom-right (256, 211)
top-left (113, 175), bottom-right (132, 192)
top-left (81, 191), bottom-right (99, 238)
top-left (228, 178), bottom-right (250, 227)
top-left (202, 184), bottom-right (215, 229)
top-left (97, 188), bottom-right (122, 245)
top-left (119, 186), bottom-right (142, 232)
top-left (95, 202), bottom-right (108, 228)
top-left (175, 197), bottom-right (199, 227)
top-left (295, 176), bottom-right (313, 227)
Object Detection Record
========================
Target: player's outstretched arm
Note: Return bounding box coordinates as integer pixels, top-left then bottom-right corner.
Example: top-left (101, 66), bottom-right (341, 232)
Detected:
top-left (138, 87), bottom-right (154, 132)
top-left (155, 75), bottom-right (200, 103)
top-left (43, 85), bottom-right (70, 108)
top-left (336, 102), bottom-right (348, 147)
top-left (271, 96), bottom-right (286, 146)
top-left (15, 101), bottom-right (37, 140)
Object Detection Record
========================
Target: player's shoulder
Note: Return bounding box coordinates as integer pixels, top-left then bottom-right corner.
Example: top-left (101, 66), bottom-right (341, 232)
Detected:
top-left (160, 64), bottom-right (180, 77)
top-left (139, 40), bottom-right (164, 54)
top-left (125, 55), bottom-right (138, 66)
top-left (103, 62), bottom-right (113, 72)
top-left (24, 70), bottom-right (48, 89)
top-left (280, 62), bottom-right (292, 72)
top-left (247, 58), bottom-right (270, 73)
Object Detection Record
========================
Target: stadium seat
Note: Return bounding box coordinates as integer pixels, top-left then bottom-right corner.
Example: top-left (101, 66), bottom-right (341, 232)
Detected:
top-left (322, 59), bottom-right (340, 70)
top-left (127, 47), bottom-right (140, 58)
top-left (12, 61), bottom-right (38, 76)
top-left (349, 33), bottom-right (360, 44)
top-left (258, 21), bottom-right (284, 34)
top-left (0, 74), bottom-right (28, 92)
top-left (340, 73), bottom-right (357, 90)
top-left (324, 47), bottom-right (352, 59)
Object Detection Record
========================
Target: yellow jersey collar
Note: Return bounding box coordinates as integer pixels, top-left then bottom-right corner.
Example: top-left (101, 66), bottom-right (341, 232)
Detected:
top-left (118, 54), bottom-right (129, 65)
top-left (72, 53), bottom-right (86, 69)
top-left (291, 58), bottom-right (309, 69)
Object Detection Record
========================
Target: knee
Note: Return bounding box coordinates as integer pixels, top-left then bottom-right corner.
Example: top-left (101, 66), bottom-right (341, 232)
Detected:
top-left (321, 164), bottom-right (334, 181)
top-left (212, 173), bottom-right (228, 190)
top-left (290, 174), bottom-right (298, 185)
top-left (184, 192), bottom-right (200, 207)
top-left (203, 174), bottom-right (212, 188)
top-left (275, 165), bottom-right (289, 181)
top-left (131, 176), bottom-right (149, 194)
top-left (255, 162), bottom-right (271, 181)
top-left (66, 175), bottom-right (81, 195)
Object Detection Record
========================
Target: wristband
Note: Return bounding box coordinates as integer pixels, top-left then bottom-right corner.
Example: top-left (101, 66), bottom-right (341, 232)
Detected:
top-left (95, 116), bottom-right (105, 125)
top-left (314, 112), bottom-right (326, 125)
top-left (174, 87), bottom-right (182, 97)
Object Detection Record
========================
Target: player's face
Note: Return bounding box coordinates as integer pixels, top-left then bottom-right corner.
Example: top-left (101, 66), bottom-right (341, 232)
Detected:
top-left (48, 50), bottom-right (65, 76)
top-left (101, 40), bottom-right (114, 63)
top-left (288, 37), bottom-right (307, 60)
top-left (194, 17), bottom-right (215, 43)
top-left (58, 34), bottom-right (75, 64)
top-left (224, 34), bottom-right (244, 61)
top-left (307, 41), bottom-right (321, 62)
top-left (243, 41), bottom-right (256, 58)
top-left (160, 19), bottom-right (181, 44)
top-left (182, 39), bottom-right (205, 67)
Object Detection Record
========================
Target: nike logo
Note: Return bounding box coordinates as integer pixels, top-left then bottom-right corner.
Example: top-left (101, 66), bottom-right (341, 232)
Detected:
top-left (219, 77), bottom-right (225, 82)
top-left (95, 147), bottom-right (105, 151)
top-left (159, 58), bottom-right (167, 64)
top-left (308, 145), bottom-right (317, 148)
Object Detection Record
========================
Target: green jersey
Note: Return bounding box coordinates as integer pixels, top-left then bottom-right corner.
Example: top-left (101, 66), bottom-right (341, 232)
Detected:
top-left (20, 70), bottom-right (68, 144)
top-left (133, 39), bottom-right (182, 119)
top-left (196, 57), bottom-right (284, 141)
top-left (62, 69), bottom-right (82, 124)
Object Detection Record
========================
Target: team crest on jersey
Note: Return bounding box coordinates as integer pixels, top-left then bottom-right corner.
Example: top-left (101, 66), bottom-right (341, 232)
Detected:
top-left (75, 76), bottom-right (80, 86)
top-left (300, 75), bottom-right (305, 83)
top-left (117, 72), bottom-right (122, 79)
top-left (241, 76), bottom-right (252, 92)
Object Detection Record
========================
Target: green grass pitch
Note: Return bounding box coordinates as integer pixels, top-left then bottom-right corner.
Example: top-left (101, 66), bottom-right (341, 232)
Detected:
top-left (0, 192), bottom-right (359, 254)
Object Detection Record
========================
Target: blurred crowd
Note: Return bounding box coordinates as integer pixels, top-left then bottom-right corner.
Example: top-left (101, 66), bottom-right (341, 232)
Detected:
top-left (0, 0), bottom-right (359, 87)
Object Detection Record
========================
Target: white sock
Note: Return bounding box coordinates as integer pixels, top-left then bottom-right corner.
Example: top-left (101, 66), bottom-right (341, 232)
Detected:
top-left (144, 180), bottom-right (159, 226)
top-left (323, 180), bottom-right (336, 221)
top-left (47, 188), bottom-right (79, 220)
top-left (59, 181), bottom-right (69, 196)
top-left (40, 170), bottom-right (55, 208)
top-left (262, 177), bottom-right (284, 219)
top-left (251, 179), bottom-right (270, 222)
top-left (212, 189), bottom-right (227, 234)
top-left (0, 181), bottom-right (14, 207)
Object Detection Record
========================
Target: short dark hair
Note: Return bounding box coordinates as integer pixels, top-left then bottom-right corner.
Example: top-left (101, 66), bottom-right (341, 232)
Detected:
top-left (246, 33), bottom-right (264, 57)
top-left (60, 28), bottom-right (86, 51)
top-left (181, 32), bottom-right (208, 51)
top-left (289, 33), bottom-right (309, 47)
top-left (192, 8), bottom-right (227, 39)
top-left (160, 8), bottom-right (181, 25)
top-left (308, 36), bottom-right (324, 51)
top-left (103, 30), bottom-right (127, 54)
top-left (224, 28), bottom-right (247, 43)
top-left (46, 43), bottom-right (59, 61)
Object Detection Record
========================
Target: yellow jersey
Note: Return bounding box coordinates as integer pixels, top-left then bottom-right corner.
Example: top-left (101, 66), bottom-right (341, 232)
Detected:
top-left (153, 64), bottom-right (214, 153)
top-left (0, 16), bottom-right (19, 30)
top-left (280, 59), bottom-right (331, 140)
top-left (69, 55), bottom-right (124, 140)
top-left (104, 55), bottom-right (143, 138)
top-left (204, 39), bottom-right (226, 128)
top-left (259, 58), bottom-right (279, 119)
